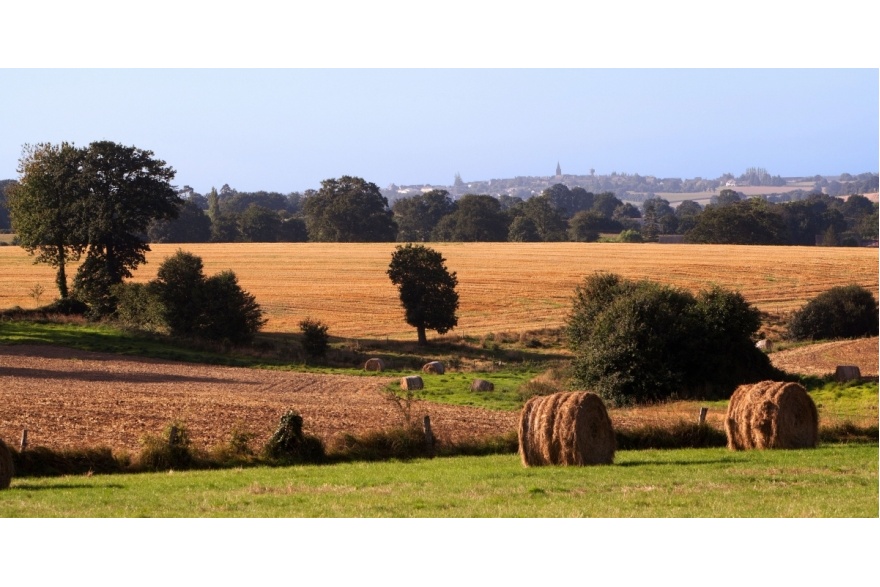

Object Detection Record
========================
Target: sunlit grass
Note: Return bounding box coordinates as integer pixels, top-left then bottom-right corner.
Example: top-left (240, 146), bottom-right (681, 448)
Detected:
top-left (1, 445), bottom-right (875, 517)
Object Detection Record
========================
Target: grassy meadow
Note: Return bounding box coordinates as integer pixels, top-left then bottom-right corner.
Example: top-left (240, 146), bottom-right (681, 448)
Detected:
top-left (1, 445), bottom-right (876, 517)
top-left (1, 242), bottom-right (876, 340)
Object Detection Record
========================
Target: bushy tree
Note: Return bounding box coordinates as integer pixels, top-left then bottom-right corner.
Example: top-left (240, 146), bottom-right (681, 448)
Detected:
top-left (72, 141), bottom-right (181, 314)
top-left (387, 244), bottom-right (459, 345)
top-left (7, 142), bottom-right (87, 298)
top-left (303, 176), bottom-right (397, 242)
top-left (149, 250), bottom-right (266, 343)
top-left (299, 318), bottom-right (330, 358)
top-left (788, 285), bottom-right (879, 341)
top-left (567, 273), bottom-right (778, 405)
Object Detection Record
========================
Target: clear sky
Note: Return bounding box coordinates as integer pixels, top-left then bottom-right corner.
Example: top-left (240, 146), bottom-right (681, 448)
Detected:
top-left (2, 5), bottom-right (877, 195)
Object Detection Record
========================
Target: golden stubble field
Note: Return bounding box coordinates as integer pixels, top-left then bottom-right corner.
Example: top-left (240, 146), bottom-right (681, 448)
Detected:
top-left (1, 243), bottom-right (877, 340)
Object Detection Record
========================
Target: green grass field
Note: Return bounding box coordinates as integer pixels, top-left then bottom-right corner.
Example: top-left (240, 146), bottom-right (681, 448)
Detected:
top-left (2, 445), bottom-right (876, 517)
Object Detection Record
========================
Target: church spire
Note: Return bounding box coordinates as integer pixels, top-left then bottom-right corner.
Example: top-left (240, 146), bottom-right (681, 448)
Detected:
top-left (555, 162), bottom-right (562, 176)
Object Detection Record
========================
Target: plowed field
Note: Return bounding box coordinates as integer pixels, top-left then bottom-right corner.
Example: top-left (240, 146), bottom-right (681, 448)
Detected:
top-left (0, 345), bottom-right (517, 454)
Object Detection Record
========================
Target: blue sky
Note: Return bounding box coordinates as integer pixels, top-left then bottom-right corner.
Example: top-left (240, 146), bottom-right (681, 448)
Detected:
top-left (2, 5), bottom-right (877, 195)
top-left (2, 69), bottom-right (875, 194)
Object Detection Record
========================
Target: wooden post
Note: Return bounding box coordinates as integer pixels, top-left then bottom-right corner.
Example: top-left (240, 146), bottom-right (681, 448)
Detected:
top-left (423, 415), bottom-right (434, 456)
top-left (698, 407), bottom-right (708, 425)
top-left (20, 429), bottom-right (28, 452)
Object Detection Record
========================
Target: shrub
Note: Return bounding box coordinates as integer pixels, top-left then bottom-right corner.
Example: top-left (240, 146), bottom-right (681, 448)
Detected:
top-left (149, 250), bottom-right (266, 344)
top-left (299, 318), bottom-right (330, 358)
top-left (617, 229), bottom-right (643, 243)
top-left (263, 410), bottom-right (325, 463)
top-left (787, 285), bottom-right (879, 341)
top-left (566, 272), bottom-right (780, 405)
top-left (138, 421), bottom-right (197, 471)
top-left (113, 282), bottom-right (166, 332)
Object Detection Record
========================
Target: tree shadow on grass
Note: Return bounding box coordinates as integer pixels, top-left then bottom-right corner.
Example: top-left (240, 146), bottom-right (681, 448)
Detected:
top-left (10, 482), bottom-right (125, 491)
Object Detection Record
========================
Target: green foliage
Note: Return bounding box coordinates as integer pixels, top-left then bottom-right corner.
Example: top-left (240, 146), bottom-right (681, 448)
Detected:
top-left (138, 421), bottom-right (197, 471)
top-left (303, 176), bottom-right (397, 242)
top-left (686, 198), bottom-right (788, 245)
top-left (112, 282), bottom-right (166, 332)
top-left (150, 250), bottom-right (266, 344)
top-left (6, 142), bottom-right (87, 299)
top-left (239, 204), bottom-right (282, 242)
top-left (566, 273), bottom-right (780, 405)
top-left (617, 229), bottom-right (642, 243)
top-left (392, 189), bottom-right (456, 242)
top-left (787, 285), bottom-right (879, 341)
top-left (332, 427), bottom-right (430, 462)
top-left (263, 410), bottom-right (325, 463)
top-left (148, 199), bottom-right (212, 243)
top-left (299, 318), bottom-right (330, 358)
top-left (431, 194), bottom-right (509, 242)
top-left (387, 244), bottom-right (459, 344)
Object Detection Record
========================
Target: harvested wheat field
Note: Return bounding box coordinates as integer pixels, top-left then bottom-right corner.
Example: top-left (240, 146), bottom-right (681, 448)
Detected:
top-left (769, 337), bottom-right (879, 379)
top-left (1, 243), bottom-right (876, 340)
top-left (0, 345), bottom-right (518, 454)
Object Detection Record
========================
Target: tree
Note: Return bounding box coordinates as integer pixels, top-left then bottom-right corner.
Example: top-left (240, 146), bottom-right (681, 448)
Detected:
top-left (150, 250), bottom-right (266, 343)
top-left (686, 199), bottom-right (787, 245)
top-left (431, 194), bottom-right (508, 242)
top-left (303, 176), bottom-right (397, 242)
top-left (566, 273), bottom-right (778, 405)
top-left (387, 244), bottom-right (459, 345)
top-left (787, 285), bottom-right (879, 341)
top-left (6, 142), bottom-right (87, 298)
top-left (392, 189), bottom-right (456, 242)
top-left (148, 199), bottom-right (212, 243)
top-left (239, 204), bottom-right (281, 242)
top-left (72, 141), bottom-right (182, 314)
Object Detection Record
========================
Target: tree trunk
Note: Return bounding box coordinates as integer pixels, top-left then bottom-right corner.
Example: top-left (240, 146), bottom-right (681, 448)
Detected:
top-left (417, 325), bottom-right (427, 345)
top-left (56, 250), bottom-right (68, 298)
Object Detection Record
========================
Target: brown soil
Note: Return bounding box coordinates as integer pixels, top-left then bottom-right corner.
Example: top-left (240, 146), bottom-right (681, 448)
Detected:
top-left (0, 345), bottom-right (517, 454)
top-left (769, 337), bottom-right (879, 379)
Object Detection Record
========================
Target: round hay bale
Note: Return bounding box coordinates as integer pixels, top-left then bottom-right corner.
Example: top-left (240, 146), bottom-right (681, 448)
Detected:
top-left (834, 365), bottom-right (861, 382)
top-left (400, 375), bottom-right (424, 391)
top-left (422, 361), bottom-right (445, 375)
top-left (725, 380), bottom-right (818, 450)
top-left (471, 379), bottom-right (494, 392)
top-left (518, 391), bottom-right (615, 467)
top-left (0, 438), bottom-right (14, 490)
top-left (364, 358), bottom-right (385, 372)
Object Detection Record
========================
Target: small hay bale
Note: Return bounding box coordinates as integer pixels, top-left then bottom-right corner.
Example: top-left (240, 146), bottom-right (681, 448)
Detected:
top-left (364, 358), bottom-right (385, 372)
top-left (518, 391), bottom-right (615, 466)
top-left (400, 375), bottom-right (424, 391)
top-left (470, 379), bottom-right (494, 392)
top-left (834, 365), bottom-right (861, 382)
top-left (725, 380), bottom-right (818, 450)
top-left (755, 339), bottom-right (773, 352)
top-left (422, 361), bottom-right (445, 375)
top-left (0, 438), bottom-right (13, 490)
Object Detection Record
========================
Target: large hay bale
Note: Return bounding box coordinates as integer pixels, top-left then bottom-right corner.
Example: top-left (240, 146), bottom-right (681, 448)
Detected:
top-left (364, 358), bottom-right (385, 372)
top-left (755, 339), bottom-right (773, 352)
top-left (0, 438), bottom-right (13, 490)
top-left (422, 361), bottom-right (445, 375)
top-left (400, 375), bottom-right (424, 391)
top-left (834, 365), bottom-right (861, 382)
top-left (725, 381), bottom-right (818, 450)
top-left (518, 391), bottom-right (615, 466)
top-left (471, 379), bottom-right (494, 392)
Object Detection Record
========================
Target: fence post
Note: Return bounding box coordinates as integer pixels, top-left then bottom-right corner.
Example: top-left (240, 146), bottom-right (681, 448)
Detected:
top-left (20, 429), bottom-right (28, 452)
top-left (698, 407), bottom-right (708, 425)
top-left (423, 415), bottom-right (435, 456)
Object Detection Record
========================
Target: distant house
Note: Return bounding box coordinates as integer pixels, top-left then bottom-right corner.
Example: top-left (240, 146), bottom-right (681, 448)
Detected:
top-left (725, 180), bottom-right (737, 187)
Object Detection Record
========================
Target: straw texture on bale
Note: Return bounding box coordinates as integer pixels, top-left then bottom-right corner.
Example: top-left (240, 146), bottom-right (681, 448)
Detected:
top-left (400, 376), bottom-right (424, 391)
top-left (422, 361), bottom-right (445, 375)
top-left (725, 380), bottom-right (818, 450)
top-left (518, 391), bottom-right (615, 466)
top-left (0, 439), bottom-right (13, 490)
top-left (471, 379), bottom-right (494, 392)
top-left (834, 365), bottom-right (861, 382)
top-left (364, 358), bottom-right (385, 372)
